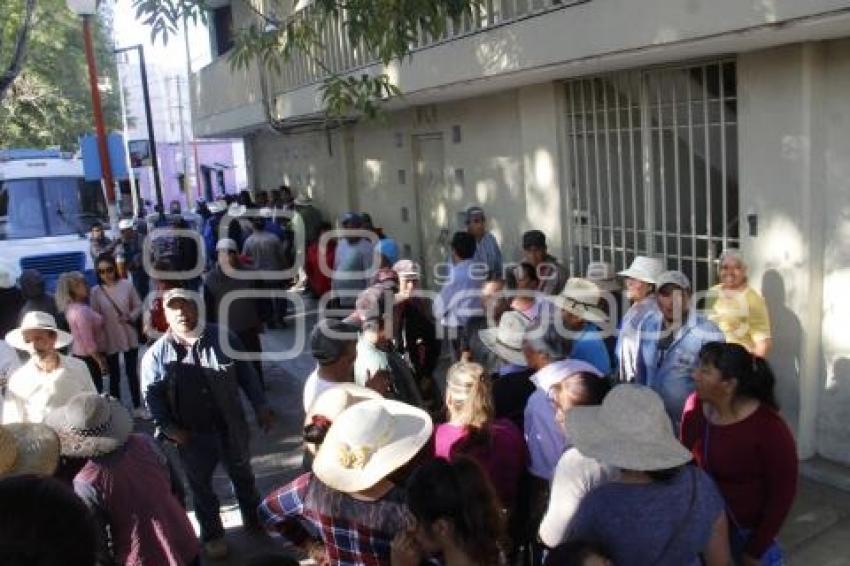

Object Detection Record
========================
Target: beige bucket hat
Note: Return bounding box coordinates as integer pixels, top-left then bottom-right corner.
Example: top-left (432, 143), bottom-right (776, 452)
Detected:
top-left (479, 310), bottom-right (531, 366)
top-left (618, 256), bottom-right (665, 285)
top-left (313, 399), bottom-right (432, 493)
top-left (545, 278), bottom-right (607, 323)
top-left (0, 423), bottom-right (60, 478)
top-left (5, 311), bottom-right (73, 351)
top-left (565, 384), bottom-right (692, 471)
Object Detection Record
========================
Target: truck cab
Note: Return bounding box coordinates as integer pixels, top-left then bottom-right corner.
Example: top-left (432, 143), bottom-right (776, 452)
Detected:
top-left (0, 148), bottom-right (109, 291)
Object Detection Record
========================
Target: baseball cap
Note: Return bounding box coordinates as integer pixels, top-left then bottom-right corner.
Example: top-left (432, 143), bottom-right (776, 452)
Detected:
top-left (311, 319), bottom-right (359, 365)
top-left (118, 219), bottom-right (134, 231)
top-left (215, 238), bottom-right (239, 253)
top-left (656, 270), bottom-right (691, 291)
top-left (465, 206), bottom-right (485, 223)
top-left (392, 259), bottom-right (421, 279)
top-left (163, 288), bottom-right (197, 307)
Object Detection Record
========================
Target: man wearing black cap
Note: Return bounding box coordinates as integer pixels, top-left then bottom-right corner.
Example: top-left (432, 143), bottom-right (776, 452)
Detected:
top-left (466, 206), bottom-right (503, 280)
top-left (302, 318), bottom-right (361, 411)
top-left (522, 230), bottom-right (568, 295)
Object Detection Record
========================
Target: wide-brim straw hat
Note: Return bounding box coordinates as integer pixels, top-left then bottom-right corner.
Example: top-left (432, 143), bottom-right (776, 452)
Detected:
top-left (545, 278), bottom-right (607, 323)
top-left (618, 256), bottom-right (665, 285)
top-left (479, 310), bottom-right (531, 366)
top-left (565, 384), bottom-right (692, 471)
top-left (45, 393), bottom-right (133, 458)
top-left (0, 423), bottom-right (60, 478)
top-left (306, 384), bottom-right (382, 428)
top-left (5, 311), bottom-right (73, 351)
top-left (531, 359), bottom-right (603, 392)
top-left (313, 399), bottom-right (432, 494)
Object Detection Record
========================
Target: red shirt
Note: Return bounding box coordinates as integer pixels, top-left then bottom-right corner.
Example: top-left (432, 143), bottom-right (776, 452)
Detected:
top-left (680, 393), bottom-right (798, 558)
top-left (306, 239), bottom-right (335, 297)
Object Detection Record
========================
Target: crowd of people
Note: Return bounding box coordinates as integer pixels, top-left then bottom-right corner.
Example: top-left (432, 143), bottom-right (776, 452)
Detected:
top-left (0, 194), bottom-right (799, 566)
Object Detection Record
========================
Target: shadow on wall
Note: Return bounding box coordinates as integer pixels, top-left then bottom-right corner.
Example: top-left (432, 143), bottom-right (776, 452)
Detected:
top-left (818, 357), bottom-right (850, 465)
top-left (762, 269), bottom-right (802, 437)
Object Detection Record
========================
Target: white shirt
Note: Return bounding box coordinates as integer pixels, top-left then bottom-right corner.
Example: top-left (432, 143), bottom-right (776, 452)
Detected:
top-left (0, 340), bottom-right (20, 386)
top-left (302, 366), bottom-right (341, 412)
top-left (2, 354), bottom-right (97, 424)
top-left (538, 447), bottom-right (621, 548)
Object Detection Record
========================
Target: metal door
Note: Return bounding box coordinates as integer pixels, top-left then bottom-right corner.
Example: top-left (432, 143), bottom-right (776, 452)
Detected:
top-left (563, 59), bottom-right (739, 291)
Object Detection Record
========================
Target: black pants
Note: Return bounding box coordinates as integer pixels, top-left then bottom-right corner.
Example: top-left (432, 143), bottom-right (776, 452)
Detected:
top-left (106, 348), bottom-right (140, 407)
top-left (235, 329), bottom-right (264, 388)
top-left (75, 355), bottom-right (103, 393)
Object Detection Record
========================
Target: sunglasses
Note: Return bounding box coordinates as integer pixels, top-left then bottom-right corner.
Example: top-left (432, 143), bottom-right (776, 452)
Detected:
top-left (98, 267), bottom-right (115, 274)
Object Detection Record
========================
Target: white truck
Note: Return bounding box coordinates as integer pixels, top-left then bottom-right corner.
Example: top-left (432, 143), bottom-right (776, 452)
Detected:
top-left (0, 148), bottom-right (109, 291)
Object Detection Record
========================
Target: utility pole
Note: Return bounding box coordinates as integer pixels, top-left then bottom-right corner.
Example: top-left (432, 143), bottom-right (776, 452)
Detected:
top-left (175, 75), bottom-right (191, 205)
top-left (183, 15), bottom-right (202, 202)
top-left (114, 53), bottom-right (139, 218)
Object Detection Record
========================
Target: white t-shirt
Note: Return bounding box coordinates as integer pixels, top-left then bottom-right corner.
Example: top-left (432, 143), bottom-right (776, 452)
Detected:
top-left (2, 354), bottom-right (97, 424)
top-left (302, 366), bottom-right (341, 412)
top-left (538, 447), bottom-right (620, 548)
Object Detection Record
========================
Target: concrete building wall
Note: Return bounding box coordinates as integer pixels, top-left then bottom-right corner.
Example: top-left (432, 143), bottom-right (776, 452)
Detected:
top-left (739, 39), bottom-right (850, 464)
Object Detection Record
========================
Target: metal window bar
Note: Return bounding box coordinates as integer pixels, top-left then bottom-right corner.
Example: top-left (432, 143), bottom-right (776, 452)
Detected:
top-left (563, 59), bottom-right (738, 291)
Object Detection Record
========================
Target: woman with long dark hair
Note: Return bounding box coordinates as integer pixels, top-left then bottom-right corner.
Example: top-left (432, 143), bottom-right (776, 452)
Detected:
top-left (682, 342), bottom-right (797, 565)
top-left (90, 253), bottom-right (144, 417)
top-left (433, 361), bottom-right (526, 515)
top-left (392, 457), bottom-right (507, 566)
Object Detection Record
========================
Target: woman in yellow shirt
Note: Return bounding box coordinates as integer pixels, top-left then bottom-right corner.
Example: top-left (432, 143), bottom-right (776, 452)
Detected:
top-left (709, 250), bottom-right (772, 357)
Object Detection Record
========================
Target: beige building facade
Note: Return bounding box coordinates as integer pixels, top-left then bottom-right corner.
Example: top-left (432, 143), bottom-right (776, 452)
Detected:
top-left (192, 0), bottom-right (850, 468)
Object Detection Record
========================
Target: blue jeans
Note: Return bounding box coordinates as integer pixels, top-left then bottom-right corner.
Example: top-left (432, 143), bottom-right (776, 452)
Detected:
top-left (177, 430), bottom-right (260, 541)
top-left (731, 527), bottom-right (784, 565)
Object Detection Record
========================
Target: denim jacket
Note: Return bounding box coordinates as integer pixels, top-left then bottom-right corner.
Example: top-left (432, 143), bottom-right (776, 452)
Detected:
top-left (636, 311), bottom-right (724, 426)
top-left (141, 325), bottom-right (267, 443)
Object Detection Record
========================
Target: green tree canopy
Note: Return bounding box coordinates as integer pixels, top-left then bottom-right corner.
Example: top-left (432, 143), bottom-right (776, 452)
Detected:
top-left (133, 0), bottom-right (477, 120)
top-left (0, 0), bottom-right (121, 150)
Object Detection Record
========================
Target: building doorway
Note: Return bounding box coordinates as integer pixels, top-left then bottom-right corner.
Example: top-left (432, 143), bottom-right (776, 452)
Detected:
top-left (412, 133), bottom-right (447, 287)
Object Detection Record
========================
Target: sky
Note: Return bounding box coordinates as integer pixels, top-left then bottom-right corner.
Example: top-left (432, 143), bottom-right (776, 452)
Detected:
top-left (112, 0), bottom-right (212, 74)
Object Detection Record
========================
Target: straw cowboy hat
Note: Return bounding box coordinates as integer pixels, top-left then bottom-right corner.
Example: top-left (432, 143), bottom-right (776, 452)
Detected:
top-left (306, 383), bottom-right (382, 428)
top-left (618, 256), bottom-right (665, 285)
top-left (565, 384), bottom-right (692, 471)
top-left (545, 278), bottom-right (607, 323)
top-left (479, 310), bottom-right (532, 366)
top-left (5, 311), bottom-right (73, 351)
top-left (45, 393), bottom-right (133, 458)
top-left (313, 399), bottom-right (432, 493)
top-left (586, 262), bottom-right (621, 292)
top-left (0, 423), bottom-right (60, 478)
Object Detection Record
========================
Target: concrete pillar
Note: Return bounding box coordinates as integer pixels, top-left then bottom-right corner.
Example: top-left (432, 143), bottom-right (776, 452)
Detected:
top-left (738, 43), bottom-right (827, 459)
top-left (517, 83), bottom-right (565, 261)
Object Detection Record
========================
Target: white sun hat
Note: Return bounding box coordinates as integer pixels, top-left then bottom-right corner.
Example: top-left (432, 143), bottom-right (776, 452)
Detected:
top-left (618, 256), bottom-right (665, 285)
top-left (545, 278), bottom-right (607, 323)
top-left (479, 310), bottom-right (531, 366)
top-left (5, 311), bottom-right (73, 351)
top-left (565, 384), bottom-right (692, 471)
top-left (530, 358), bottom-right (604, 392)
top-left (117, 219), bottom-right (135, 231)
top-left (313, 398), bottom-right (432, 494)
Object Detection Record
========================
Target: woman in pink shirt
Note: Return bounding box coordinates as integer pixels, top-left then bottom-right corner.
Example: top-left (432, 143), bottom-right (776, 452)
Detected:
top-left (55, 271), bottom-right (106, 391)
top-left (434, 361), bottom-right (526, 515)
top-left (90, 254), bottom-right (144, 417)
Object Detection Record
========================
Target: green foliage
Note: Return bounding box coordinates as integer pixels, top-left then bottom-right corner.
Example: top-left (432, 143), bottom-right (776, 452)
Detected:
top-left (133, 0), bottom-right (477, 120)
top-left (0, 0), bottom-right (121, 150)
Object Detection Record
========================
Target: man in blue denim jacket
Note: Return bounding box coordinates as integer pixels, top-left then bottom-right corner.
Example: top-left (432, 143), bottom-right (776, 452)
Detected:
top-left (634, 271), bottom-right (724, 427)
top-left (140, 288), bottom-right (275, 560)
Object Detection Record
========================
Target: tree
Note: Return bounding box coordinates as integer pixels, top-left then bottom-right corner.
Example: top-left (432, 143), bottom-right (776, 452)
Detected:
top-left (0, 0), bottom-right (121, 149)
top-left (0, 0), bottom-right (37, 101)
top-left (133, 0), bottom-right (477, 120)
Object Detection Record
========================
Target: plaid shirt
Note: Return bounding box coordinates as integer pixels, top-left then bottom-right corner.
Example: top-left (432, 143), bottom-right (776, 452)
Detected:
top-left (259, 472), bottom-right (408, 566)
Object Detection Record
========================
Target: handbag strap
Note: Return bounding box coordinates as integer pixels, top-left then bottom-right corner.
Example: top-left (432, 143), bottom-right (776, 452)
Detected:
top-left (652, 466), bottom-right (699, 565)
top-left (100, 285), bottom-right (131, 323)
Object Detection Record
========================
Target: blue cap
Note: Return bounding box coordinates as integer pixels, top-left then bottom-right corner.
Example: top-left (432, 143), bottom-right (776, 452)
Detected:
top-left (375, 238), bottom-right (399, 265)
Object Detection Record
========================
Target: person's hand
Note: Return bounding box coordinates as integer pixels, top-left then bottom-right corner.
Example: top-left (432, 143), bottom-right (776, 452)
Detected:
top-left (94, 354), bottom-right (108, 374)
top-left (300, 540), bottom-right (328, 566)
top-left (167, 428), bottom-right (191, 445)
top-left (391, 530), bottom-right (423, 566)
top-left (257, 407), bottom-right (276, 433)
top-left (365, 369), bottom-right (392, 396)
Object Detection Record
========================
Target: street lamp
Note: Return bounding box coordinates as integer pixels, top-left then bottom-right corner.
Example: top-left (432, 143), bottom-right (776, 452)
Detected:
top-left (114, 44), bottom-right (165, 219)
top-left (66, 0), bottom-right (118, 230)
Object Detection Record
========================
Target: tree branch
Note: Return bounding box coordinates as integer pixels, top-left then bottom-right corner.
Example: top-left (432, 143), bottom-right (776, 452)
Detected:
top-left (0, 0), bottom-right (38, 102)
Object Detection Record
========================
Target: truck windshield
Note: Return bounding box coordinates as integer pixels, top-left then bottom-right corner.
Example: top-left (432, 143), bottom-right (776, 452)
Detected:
top-left (0, 177), bottom-right (108, 240)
